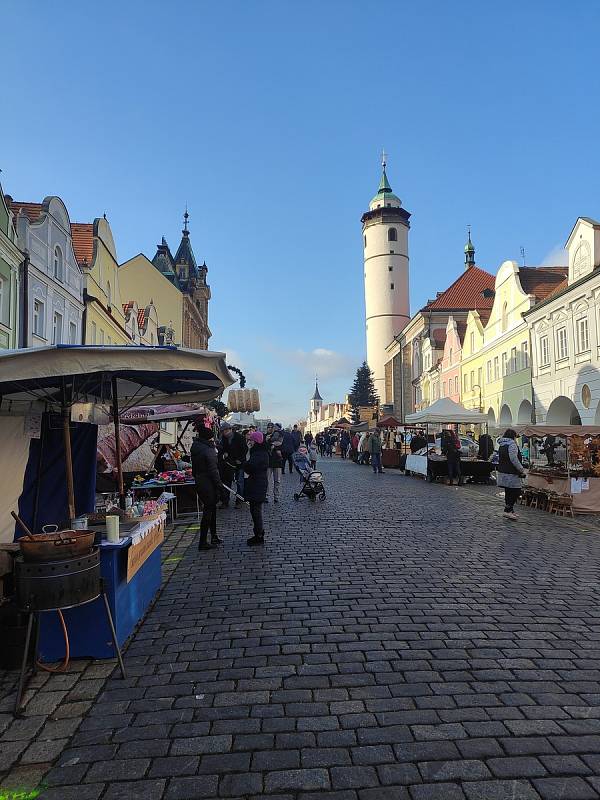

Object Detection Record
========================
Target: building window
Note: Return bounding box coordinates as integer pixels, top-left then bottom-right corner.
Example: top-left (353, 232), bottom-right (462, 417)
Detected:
top-left (486, 360), bottom-right (491, 383)
top-left (390, 283), bottom-right (394, 290)
top-left (388, 228), bottom-right (397, 242)
top-left (69, 321), bottom-right (77, 344)
top-left (477, 366), bottom-right (482, 388)
top-left (470, 370), bottom-right (475, 391)
top-left (52, 312), bottom-right (63, 345)
top-left (99, 329), bottom-right (105, 345)
top-left (510, 346), bottom-right (517, 373)
top-left (493, 356), bottom-right (499, 380)
top-left (470, 332), bottom-right (474, 353)
top-left (442, 381), bottom-right (446, 397)
top-left (577, 317), bottom-right (590, 353)
top-left (454, 376), bottom-right (458, 395)
top-left (502, 302), bottom-right (508, 332)
top-left (522, 341), bottom-right (529, 368)
top-left (388, 266), bottom-right (393, 272)
top-left (464, 373), bottom-right (469, 392)
top-left (364, 235), bottom-right (367, 248)
top-left (501, 352), bottom-right (507, 376)
top-left (106, 281), bottom-right (112, 308)
top-left (556, 327), bottom-right (568, 360)
top-left (540, 335), bottom-right (549, 365)
top-left (449, 347), bottom-right (453, 365)
top-left (0, 276), bottom-right (7, 325)
top-left (91, 321), bottom-right (97, 344)
top-left (33, 299), bottom-right (44, 337)
top-left (53, 246), bottom-right (64, 281)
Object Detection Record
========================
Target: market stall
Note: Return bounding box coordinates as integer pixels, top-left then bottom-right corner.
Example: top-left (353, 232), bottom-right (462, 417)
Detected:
top-left (0, 345), bottom-right (233, 700)
top-left (404, 398), bottom-right (492, 483)
top-left (377, 415), bottom-right (403, 467)
top-left (516, 425), bottom-right (600, 514)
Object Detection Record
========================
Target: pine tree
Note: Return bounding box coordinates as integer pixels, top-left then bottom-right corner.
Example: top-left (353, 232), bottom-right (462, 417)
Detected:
top-left (348, 361), bottom-right (379, 422)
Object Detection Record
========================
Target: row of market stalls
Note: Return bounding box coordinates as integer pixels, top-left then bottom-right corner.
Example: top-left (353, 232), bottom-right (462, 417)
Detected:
top-left (0, 345), bottom-right (233, 710)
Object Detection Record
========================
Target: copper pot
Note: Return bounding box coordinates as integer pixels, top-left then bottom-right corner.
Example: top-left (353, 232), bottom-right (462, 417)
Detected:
top-left (19, 526), bottom-right (95, 563)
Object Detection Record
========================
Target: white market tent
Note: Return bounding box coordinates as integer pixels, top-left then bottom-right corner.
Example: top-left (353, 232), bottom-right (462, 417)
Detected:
top-left (405, 397), bottom-right (488, 425)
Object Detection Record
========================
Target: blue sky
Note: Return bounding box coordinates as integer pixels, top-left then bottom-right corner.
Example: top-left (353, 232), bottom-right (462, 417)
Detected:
top-left (3, 1), bottom-right (600, 424)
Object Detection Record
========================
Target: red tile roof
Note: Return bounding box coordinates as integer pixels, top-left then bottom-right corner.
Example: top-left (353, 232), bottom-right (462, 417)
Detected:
top-left (5, 197), bottom-right (44, 224)
top-left (422, 266), bottom-right (496, 312)
top-left (70, 222), bottom-right (94, 266)
top-left (518, 266), bottom-right (568, 302)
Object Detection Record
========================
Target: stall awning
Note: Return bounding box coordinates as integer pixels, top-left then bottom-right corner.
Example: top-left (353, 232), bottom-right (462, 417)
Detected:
top-left (515, 425), bottom-right (600, 438)
top-left (0, 345), bottom-right (234, 412)
top-left (405, 398), bottom-right (487, 425)
top-left (377, 415), bottom-right (402, 428)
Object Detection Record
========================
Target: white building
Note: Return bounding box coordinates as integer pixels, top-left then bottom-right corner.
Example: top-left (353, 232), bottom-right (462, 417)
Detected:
top-left (304, 381), bottom-right (350, 435)
top-left (362, 156), bottom-right (411, 399)
top-left (526, 217), bottom-right (600, 425)
top-left (8, 196), bottom-right (84, 347)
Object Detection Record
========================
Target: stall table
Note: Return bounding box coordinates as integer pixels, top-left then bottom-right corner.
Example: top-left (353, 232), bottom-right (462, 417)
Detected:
top-left (38, 513), bottom-right (165, 660)
top-left (132, 481), bottom-right (199, 519)
top-left (526, 473), bottom-right (600, 514)
top-left (405, 453), bottom-right (494, 483)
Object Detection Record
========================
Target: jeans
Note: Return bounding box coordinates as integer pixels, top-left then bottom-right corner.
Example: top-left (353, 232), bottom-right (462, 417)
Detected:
top-left (504, 487), bottom-right (521, 512)
top-left (235, 467), bottom-right (245, 498)
top-left (281, 453), bottom-right (294, 474)
top-left (268, 467), bottom-right (281, 500)
top-left (371, 453), bottom-right (382, 473)
top-left (249, 501), bottom-right (264, 535)
top-left (200, 504), bottom-right (217, 543)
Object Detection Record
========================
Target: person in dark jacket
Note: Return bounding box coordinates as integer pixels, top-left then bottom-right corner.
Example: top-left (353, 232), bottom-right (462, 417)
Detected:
top-left (243, 430), bottom-right (269, 545)
top-left (497, 428), bottom-right (527, 520)
top-left (191, 427), bottom-right (222, 550)
top-left (291, 425), bottom-right (302, 451)
top-left (218, 422), bottom-right (247, 506)
top-left (265, 422), bottom-right (283, 502)
top-left (340, 430), bottom-right (350, 459)
top-left (304, 431), bottom-right (314, 447)
top-left (441, 429), bottom-right (462, 486)
top-left (281, 428), bottom-right (295, 475)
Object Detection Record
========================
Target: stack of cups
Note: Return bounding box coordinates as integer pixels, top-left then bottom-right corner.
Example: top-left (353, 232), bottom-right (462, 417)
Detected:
top-left (106, 515), bottom-right (120, 543)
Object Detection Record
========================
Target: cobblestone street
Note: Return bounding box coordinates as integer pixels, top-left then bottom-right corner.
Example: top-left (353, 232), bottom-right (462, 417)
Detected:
top-left (5, 459), bottom-right (600, 799)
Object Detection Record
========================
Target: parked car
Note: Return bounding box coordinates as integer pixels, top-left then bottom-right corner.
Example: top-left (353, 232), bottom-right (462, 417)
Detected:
top-left (434, 435), bottom-right (478, 458)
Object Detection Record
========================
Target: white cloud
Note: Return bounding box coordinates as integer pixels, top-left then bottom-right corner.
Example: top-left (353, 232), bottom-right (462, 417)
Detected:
top-left (540, 244), bottom-right (568, 267)
top-left (280, 347), bottom-right (355, 380)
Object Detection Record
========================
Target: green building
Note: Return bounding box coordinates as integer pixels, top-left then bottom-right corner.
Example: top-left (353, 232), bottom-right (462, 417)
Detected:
top-left (0, 184), bottom-right (21, 349)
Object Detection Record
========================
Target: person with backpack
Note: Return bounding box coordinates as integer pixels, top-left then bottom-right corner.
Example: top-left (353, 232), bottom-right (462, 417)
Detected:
top-left (497, 428), bottom-right (527, 520)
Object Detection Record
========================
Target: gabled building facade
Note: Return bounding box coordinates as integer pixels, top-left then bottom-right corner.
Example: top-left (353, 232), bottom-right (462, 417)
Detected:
top-left (526, 217), bottom-right (600, 425)
top-left (150, 212), bottom-right (211, 349)
top-left (439, 316), bottom-right (466, 404)
top-left (72, 217), bottom-right (131, 345)
top-left (7, 195), bottom-right (84, 348)
top-left (0, 186), bottom-right (21, 349)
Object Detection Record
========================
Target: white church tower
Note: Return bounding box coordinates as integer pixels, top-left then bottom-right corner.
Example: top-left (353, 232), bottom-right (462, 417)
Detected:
top-left (310, 380), bottom-right (323, 421)
top-left (362, 154), bottom-right (411, 399)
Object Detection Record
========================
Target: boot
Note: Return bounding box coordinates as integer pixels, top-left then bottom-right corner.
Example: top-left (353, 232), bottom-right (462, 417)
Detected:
top-left (211, 535), bottom-right (223, 545)
top-left (198, 539), bottom-right (215, 551)
top-left (247, 533), bottom-right (265, 546)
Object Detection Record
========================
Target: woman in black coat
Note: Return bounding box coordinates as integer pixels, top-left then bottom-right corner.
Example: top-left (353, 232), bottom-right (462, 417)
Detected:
top-left (191, 427), bottom-right (222, 551)
top-left (243, 430), bottom-right (269, 546)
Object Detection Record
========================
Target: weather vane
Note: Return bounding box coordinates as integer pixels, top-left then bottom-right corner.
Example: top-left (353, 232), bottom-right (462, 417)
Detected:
top-left (381, 149), bottom-right (387, 169)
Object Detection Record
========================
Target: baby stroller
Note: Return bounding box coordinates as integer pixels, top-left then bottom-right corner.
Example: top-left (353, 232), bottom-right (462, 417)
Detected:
top-left (294, 469), bottom-right (326, 502)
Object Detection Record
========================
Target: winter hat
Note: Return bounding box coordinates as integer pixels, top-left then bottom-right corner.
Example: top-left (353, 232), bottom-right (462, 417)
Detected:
top-left (249, 431), bottom-right (264, 444)
top-left (196, 426), bottom-right (215, 441)
top-left (298, 445), bottom-right (308, 454)
top-left (275, 423), bottom-right (282, 430)
top-left (220, 421), bottom-right (232, 431)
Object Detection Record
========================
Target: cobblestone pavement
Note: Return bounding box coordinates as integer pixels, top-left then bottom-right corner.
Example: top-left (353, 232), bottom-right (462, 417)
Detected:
top-left (4, 459), bottom-right (600, 799)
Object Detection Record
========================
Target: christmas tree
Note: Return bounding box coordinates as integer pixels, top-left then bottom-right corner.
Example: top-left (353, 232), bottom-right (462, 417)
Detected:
top-left (348, 361), bottom-right (379, 423)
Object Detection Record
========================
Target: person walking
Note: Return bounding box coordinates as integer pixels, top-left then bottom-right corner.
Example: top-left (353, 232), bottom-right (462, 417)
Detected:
top-left (351, 432), bottom-right (360, 462)
top-left (368, 430), bottom-right (383, 473)
top-left (244, 430), bottom-right (269, 545)
top-left (191, 426), bottom-right (222, 551)
top-left (219, 421), bottom-right (247, 506)
top-left (340, 430), bottom-right (350, 460)
top-left (304, 431), bottom-right (314, 448)
top-left (265, 422), bottom-right (283, 503)
top-left (497, 428), bottom-right (527, 520)
top-left (291, 424), bottom-right (302, 451)
top-left (281, 427), bottom-right (295, 475)
top-left (308, 440), bottom-right (318, 470)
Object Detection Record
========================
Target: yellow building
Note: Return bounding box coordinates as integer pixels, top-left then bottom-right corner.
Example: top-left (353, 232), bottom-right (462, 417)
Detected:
top-left (71, 217), bottom-right (130, 345)
top-left (119, 254), bottom-right (183, 345)
top-left (460, 260), bottom-right (567, 428)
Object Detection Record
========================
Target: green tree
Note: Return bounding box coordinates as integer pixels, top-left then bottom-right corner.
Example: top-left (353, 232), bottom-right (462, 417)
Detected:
top-left (348, 361), bottom-right (379, 422)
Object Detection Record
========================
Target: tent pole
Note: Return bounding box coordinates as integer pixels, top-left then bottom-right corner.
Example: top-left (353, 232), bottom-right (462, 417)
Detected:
top-left (112, 377), bottom-right (126, 509)
top-left (62, 403), bottom-right (76, 523)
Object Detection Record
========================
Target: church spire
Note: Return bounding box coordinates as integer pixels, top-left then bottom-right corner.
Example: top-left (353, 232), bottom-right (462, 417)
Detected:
top-left (312, 379), bottom-right (323, 401)
top-left (377, 149), bottom-right (392, 195)
top-left (464, 226), bottom-right (475, 269)
top-left (182, 206), bottom-right (189, 236)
